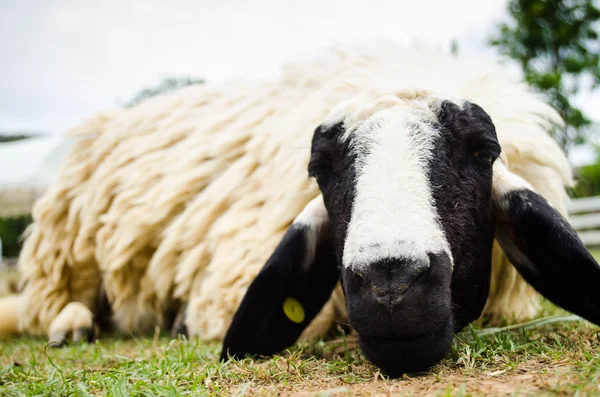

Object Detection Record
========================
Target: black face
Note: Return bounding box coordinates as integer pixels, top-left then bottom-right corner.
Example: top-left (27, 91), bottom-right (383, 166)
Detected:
top-left (308, 100), bottom-right (502, 376)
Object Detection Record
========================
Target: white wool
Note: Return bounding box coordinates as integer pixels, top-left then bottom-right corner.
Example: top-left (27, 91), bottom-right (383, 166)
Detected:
top-left (6, 42), bottom-right (572, 339)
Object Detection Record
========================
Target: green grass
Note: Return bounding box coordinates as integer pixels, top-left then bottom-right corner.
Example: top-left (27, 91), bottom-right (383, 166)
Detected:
top-left (1, 317), bottom-right (599, 396)
top-left (1, 247), bottom-right (599, 396)
top-left (591, 248), bottom-right (600, 261)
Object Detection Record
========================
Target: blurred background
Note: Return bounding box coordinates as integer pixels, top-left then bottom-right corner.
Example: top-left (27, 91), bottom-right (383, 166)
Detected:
top-left (1, 0), bottom-right (599, 263)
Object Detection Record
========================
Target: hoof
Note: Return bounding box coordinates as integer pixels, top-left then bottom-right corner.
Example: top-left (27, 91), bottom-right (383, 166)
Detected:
top-left (48, 302), bottom-right (97, 346)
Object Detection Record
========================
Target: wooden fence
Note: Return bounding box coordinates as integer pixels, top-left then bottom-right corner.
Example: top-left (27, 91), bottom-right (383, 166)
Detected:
top-left (568, 196), bottom-right (600, 247)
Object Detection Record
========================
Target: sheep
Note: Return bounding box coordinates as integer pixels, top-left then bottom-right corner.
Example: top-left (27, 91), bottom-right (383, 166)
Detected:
top-left (1, 42), bottom-right (597, 376)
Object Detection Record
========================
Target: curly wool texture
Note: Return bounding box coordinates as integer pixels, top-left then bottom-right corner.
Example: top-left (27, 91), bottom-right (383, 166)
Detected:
top-left (15, 42), bottom-right (572, 339)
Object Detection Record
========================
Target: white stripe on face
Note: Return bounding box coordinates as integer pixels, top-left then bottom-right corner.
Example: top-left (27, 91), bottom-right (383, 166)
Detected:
top-left (342, 105), bottom-right (452, 271)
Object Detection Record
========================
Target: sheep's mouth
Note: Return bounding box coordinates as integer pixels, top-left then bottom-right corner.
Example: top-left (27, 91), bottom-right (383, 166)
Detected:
top-left (360, 333), bottom-right (430, 344)
top-left (356, 320), bottom-right (454, 378)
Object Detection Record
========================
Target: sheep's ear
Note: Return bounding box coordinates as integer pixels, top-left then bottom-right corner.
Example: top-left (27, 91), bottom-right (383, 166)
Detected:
top-left (492, 162), bottom-right (600, 326)
top-left (220, 195), bottom-right (338, 361)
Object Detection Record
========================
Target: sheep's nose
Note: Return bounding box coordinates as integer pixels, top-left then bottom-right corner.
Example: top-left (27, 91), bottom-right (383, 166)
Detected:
top-left (342, 252), bottom-right (451, 340)
top-left (354, 258), bottom-right (430, 307)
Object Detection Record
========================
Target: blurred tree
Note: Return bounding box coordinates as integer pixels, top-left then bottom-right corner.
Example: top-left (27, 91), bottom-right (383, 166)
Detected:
top-left (490, 0), bottom-right (600, 155)
top-left (0, 133), bottom-right (34, 143)
top-left (450, 39), bottom-right (460, 55)
top-left (0, 215), bottom-right (31, 258)
top-left (571, 144), bottom-right (600, 198)
top-left (0, 134), bottom-right (35, 258)
top-left (571, 160), bottom-right (600, 197)
top-left (125, 76), bottom-right (205, 108)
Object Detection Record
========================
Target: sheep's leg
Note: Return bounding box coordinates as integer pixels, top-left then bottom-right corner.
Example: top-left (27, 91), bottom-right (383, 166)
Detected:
top-left (170, 302), bottom-right (188, 338)
top-left (0, 295), bottom-right (22, 337)
top-left (48, 302), bottom-right (97, 346)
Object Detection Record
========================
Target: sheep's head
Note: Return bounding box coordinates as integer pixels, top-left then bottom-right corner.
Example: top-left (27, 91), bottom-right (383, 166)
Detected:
top-left (221, 93), bottom-right (600, 377)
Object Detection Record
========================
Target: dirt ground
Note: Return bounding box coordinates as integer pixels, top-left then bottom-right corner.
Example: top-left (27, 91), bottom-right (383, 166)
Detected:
top-left (211, 354), bottom-right (600, 396)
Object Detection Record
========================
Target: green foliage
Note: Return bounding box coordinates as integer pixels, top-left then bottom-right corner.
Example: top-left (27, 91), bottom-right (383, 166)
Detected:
top-left (0, 134), bottom-right (34, 143)
top-left (125, 76), bottom-right (205, 108)
top-left (490, 0), bottom-right (600, 154)
top-left (450, 39), bottom-right (460, 55)
top-left (0, 215), bottom-right (31, 257)
top-left (571, 155), bottom-right (600, 197)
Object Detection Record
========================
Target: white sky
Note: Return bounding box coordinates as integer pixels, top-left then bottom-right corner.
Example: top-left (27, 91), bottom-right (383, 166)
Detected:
top-left (0, 0), bottom-right (598, 164)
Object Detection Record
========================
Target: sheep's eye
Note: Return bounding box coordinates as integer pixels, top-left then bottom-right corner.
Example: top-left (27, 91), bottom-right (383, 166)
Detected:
top-left (473, 149), bottom-right (497, 165)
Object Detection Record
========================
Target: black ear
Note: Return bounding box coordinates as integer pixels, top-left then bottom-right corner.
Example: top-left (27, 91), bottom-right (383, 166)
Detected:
top-left (220, 196), bottom-right (339, 361)
top-left (492, 162), bottom-right (600, 326)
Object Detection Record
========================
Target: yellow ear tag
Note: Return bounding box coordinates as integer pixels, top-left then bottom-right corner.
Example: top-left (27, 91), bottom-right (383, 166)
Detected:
top-left (283, 297), bottom-right (305, 324)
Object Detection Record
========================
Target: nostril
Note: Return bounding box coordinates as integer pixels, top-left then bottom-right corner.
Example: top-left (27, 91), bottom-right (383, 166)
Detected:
top-left (372, 288), bottom-right (404, 306)
top-left (356, 257), bottom-right (430, 307)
